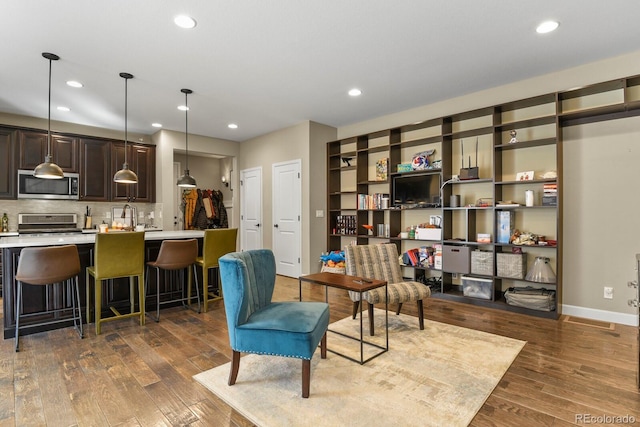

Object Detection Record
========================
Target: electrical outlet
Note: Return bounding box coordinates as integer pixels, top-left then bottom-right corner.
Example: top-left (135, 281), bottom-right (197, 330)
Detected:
top-left (105, 212), bottom-right (111, 219)
top-left (603, 286), bottom-right (614, 299)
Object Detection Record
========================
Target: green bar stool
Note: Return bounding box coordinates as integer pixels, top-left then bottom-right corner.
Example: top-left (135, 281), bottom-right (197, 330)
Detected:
top-left (195, 228), bottom-right (238, 312)
top-left (86, 231), bottom-right (145, 335)
top-left (14, 244), bottom-right (83, 352)
top-left (145, 238), bottom-right (200, 321)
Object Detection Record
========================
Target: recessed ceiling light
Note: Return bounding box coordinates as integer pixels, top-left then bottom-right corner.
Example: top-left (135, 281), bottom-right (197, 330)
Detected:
top-left (152, 123), bottom-right (163, 128)
top-left (57, 106), bottom-right (70, 112)
top-left (228, 123), bottom-right (238, 129)
top-left (66, 80), bottom-right (83, 88)
top-left (174, 15), bottom-right (197, 29)
top-left (348, 88), bottom-right (362, 97)
top-left (536, 20), bottom-right (559, 34)
top-left (177, 105), bottom-right (189, 111)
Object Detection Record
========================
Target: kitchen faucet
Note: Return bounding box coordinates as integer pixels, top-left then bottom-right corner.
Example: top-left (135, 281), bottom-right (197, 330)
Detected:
top-left (121, 204), bottom-right (135, 230)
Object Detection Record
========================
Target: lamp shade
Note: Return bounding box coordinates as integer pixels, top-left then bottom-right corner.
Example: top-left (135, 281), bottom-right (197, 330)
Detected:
top-left (113, 163), bottom-right (138, 184)
top-left (34, 155), bottom-right (64, 179)
top-left (177, 170), bottom-right (197, 188)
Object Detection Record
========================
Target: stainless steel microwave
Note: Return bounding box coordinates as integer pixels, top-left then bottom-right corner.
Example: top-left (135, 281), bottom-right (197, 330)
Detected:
top-left (17, 169), bottom-right (80, 200)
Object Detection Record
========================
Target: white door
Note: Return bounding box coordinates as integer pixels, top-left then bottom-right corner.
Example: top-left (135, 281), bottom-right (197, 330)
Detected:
top-left (272, 160), bottom-right (301, 278)
top-left (240, 167), bottom-right (263, 251)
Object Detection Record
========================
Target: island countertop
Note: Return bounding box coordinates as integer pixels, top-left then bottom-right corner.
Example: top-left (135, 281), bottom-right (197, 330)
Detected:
top-left (0, 230), bottom-right (205, 249)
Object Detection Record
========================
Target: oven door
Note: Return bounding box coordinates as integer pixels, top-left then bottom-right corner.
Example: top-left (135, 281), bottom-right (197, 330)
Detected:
top-left (17, 170), bottom-right (79, 200)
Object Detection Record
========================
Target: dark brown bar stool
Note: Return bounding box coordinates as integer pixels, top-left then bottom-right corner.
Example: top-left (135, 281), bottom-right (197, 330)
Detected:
top-left (14, 244), bottom-right (82, 352)
top-left (145, 239), bottom-right (200, 321)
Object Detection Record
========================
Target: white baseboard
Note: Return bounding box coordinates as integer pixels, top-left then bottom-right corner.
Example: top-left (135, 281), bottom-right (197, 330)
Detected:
top-left (562, 304), bottom-right (638, 327)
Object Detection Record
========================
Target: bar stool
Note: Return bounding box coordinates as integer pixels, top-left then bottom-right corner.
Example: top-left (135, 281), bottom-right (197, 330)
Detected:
top-left (86, 231), bottom-right (145, 335)
top-left (14, 245), bottom-right (82, 352)
top-left (195, 228), bottom-right (238, 312)
top-left (145, 239), bottom-right (200, 321)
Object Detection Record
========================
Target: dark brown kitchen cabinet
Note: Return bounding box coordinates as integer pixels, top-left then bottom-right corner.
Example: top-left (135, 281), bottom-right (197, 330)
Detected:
top-left (51, 134), bottom-right (79, 172)
top-left (79, 138), bottom-right (111, 201)
top-left (18, 130), bottom-right (78, 172)
top-left (111, 142), bottom-right (155, 202)
top-left (0, 127), bottom-right (18, 199)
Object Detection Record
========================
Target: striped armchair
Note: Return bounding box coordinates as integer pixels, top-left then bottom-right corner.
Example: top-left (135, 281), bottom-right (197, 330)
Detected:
top-left (345, 243), bottom-right (431, 335)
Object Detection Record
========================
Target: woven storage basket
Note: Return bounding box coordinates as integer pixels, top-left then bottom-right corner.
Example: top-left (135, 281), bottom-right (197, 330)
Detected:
top-left (321, 265), bottom-right (345, 274)
top-left (496, 253), bottom-right (526, 279)
top-left (471, 251), bottom-right (493, 275)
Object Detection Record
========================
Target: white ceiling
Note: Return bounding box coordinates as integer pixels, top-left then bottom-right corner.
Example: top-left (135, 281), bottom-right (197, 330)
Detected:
top-left (2, 1), bottom-right (640, 143)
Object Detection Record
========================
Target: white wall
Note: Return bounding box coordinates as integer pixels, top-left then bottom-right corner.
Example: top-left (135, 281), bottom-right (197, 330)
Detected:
top-left (238, 121), bottom-right (337, 274)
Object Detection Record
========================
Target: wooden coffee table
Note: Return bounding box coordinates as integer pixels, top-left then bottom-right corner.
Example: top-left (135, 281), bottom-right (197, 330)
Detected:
top-left (298, 272), bottom-right (388, 364)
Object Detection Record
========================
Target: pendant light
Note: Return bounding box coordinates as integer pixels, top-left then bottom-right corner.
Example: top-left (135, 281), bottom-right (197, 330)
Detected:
top-left (113, 72), bottom-right (138, 184)
top-left (177, 88), bottom-right (197, 188)
top-left (34, 52), bottom-right (64, 179)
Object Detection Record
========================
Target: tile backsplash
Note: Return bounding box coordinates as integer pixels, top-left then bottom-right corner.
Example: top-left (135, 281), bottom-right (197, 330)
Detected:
top-left (0, 199), bottom-right (162, 232)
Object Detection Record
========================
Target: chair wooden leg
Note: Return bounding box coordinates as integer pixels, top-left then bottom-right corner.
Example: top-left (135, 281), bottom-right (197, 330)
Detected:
top-left (417, 300), bottom-right (424, 330)
top-left (228, 350), bottom-right (240, 386)
top-left (352, 300), bottom-right (360, 319)
top-left (321, 332), bottom-right (327, 359)
top-left (302, 359), bottom-right (310, 398)
top-left (202, 267), bottom-right (209, 313)
top-left (396, 303), bottom-right (403, 315)
top-left (368, 302), bottom-right (375, 336)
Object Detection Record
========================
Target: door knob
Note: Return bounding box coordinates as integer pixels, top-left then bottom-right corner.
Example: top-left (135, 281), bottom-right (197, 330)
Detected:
top-left (256, 223), bottom-right (260, 227)
top-left (274, 224), bottom-right (279, 228)
top-left (629, 299), bottom-right (639, 308)
top-left (628, 280), bottom-right (638, 288)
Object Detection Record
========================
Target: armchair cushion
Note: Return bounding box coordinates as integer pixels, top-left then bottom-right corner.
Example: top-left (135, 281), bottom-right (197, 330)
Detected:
top-left (236, 302), bottom-right (330, 359)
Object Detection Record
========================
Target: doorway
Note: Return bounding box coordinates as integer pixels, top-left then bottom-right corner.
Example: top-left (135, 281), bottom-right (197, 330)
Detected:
top-left (272, 159), bottom-right (301, 278)
top-left (240, 167), bottom-right (263, 251)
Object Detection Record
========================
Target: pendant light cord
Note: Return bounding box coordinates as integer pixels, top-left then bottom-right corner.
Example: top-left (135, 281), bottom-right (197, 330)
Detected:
top-left (184, 90), bottom-right (189, 171)
top-left (124, 76), bottom-right (128, 165)
top-left (47, 56), bottom-right (52, 159)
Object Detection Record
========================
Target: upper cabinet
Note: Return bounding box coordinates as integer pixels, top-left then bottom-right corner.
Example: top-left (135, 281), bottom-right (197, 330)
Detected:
top-left (1, 125), bottom-right (155, 202)
top-left (111, 142), bottom-right (155, 203)
top-left (18, 130), bottom-right (78, 172)
top-left (0, 127), bottom-right (18, 199)
top-left (79, 138), bottom-right (111, 201)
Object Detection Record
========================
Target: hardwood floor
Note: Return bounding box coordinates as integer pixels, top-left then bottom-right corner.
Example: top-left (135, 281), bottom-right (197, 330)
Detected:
top-left (1, 275), bottom-right (638, 426)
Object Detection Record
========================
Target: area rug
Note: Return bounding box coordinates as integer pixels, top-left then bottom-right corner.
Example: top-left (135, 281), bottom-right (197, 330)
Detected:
top-left (194, 309), bottom-right (525, 427)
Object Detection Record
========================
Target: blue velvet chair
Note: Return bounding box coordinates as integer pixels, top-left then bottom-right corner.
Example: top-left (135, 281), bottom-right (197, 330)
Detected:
top-left (219, 249), bottom-right (329, 398)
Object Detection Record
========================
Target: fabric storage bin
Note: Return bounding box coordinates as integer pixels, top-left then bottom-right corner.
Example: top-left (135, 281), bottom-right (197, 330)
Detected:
top-left (496, 253), bottom-right (526, 279)
top-left (504, 287), bottom-right (556, 311)
top-left (471, 250), bottom-right (493, 275)
top-left (442, 246), bottom-right (470, 274)
top-left (461, 276), bottom-right (493, 300)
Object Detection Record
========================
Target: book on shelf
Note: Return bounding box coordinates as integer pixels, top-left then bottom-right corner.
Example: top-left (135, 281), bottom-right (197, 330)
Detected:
top-left (496, 200), bottom-right (521, 207)
top-left (358, 193), bottom-right (389, 210)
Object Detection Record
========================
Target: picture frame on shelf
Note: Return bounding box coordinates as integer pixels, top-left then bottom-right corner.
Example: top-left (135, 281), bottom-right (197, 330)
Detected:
top-left (516, 170), bottom-right (534, 181)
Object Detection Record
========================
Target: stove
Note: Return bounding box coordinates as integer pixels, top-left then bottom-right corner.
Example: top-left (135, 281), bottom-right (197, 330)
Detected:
top-left (18, 213), bottom-right (81, 235)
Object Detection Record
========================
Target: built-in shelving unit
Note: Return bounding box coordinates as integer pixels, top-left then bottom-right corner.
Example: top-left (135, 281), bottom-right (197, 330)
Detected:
top-left (326, 72), bottom-right (640, 319)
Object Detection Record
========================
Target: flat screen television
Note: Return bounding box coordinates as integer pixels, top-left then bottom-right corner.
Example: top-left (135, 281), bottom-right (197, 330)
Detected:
top-left (392, 173), bottom-right (441, 208)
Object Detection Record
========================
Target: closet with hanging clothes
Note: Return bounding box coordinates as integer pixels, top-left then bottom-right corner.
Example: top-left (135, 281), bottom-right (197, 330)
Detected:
top-left (181, 188), bottom-right (228, 230)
